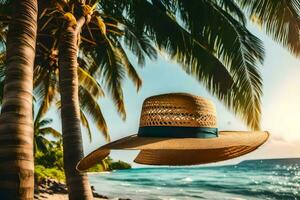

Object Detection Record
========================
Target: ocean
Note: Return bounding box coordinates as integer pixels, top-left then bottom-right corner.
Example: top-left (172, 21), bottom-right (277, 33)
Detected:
top-left (89, 158), bottom-right (300, 200)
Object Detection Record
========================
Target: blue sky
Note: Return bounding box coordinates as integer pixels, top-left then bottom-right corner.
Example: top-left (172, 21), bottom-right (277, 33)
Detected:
top-left (48, 23), bottom-right (300, 167)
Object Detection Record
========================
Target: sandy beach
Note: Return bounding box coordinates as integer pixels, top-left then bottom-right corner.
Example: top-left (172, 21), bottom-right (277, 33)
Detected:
top-left (34, 178), bottom-right (113, 200)
top-left (35, 193), bottom-right (107, 200)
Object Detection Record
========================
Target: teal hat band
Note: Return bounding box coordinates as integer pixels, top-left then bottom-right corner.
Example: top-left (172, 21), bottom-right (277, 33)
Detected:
top-left (138, 126), bottom-right (218, 138)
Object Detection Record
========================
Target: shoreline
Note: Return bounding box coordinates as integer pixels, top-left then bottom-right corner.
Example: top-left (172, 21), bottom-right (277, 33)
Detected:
top-left (34, 178), bottom-right (130, 200)
top-left (34, 193), bottom-right (107, 200)
top-left (87, 171), bottom-right (112, 175)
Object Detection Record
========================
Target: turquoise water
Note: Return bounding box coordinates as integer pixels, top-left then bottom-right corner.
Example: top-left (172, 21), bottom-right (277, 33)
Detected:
top-left (89, 158), bottom-right (300, 200)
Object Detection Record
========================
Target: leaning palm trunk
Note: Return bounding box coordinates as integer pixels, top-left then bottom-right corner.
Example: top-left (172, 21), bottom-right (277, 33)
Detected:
top-left (0, 0), bottom-right (37, 199)
top-left (59, 17), bottom-right (93, 200)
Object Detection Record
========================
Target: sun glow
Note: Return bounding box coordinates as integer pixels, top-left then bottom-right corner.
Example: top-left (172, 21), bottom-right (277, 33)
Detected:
top-left (262, 69), bottom-right (300, 143)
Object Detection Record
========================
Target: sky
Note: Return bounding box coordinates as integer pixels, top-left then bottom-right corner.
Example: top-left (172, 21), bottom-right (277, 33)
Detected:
top-left (49, 23), bottom-right (300, 167)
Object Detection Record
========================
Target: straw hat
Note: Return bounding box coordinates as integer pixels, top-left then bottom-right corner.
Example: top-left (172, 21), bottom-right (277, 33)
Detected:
top-left (77, 93), bottom-right (269, 170)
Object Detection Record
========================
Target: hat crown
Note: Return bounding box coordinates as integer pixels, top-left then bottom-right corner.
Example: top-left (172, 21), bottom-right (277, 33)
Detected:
top-left (140, 93), bottom-right (217, 128)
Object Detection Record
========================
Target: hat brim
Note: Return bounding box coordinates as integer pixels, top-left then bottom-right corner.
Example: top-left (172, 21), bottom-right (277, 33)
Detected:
top-left (134, 146), bottom-right (260, 165)
top-left (77, 131), bottom-right (269, 170)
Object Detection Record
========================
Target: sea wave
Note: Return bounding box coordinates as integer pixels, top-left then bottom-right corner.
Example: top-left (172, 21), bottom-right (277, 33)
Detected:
top-left (89, 158), bottom-right (300, 200)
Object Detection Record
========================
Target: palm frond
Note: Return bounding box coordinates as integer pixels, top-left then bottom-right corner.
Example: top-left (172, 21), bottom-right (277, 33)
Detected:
top-left (217, 0), bottom-right (246, 25)
top-left (39, 127), bottom-right (61, 138)
top-left (117, 0), bottom-right (264, 130)
top-left (77, 53), bottom-right (99, 77)
top-left (38, 118), bottom-right (53, 127)
top-left (0, 22), bottom-right (7, 45)
top-left (123, 22), bottom-right (158, 66)
top-left (176, 0), bottom-right (264, 130)
top-left (35, 136), bottom-right (51, 153)
top-left (128, 1), bottom-right (235, 97)
top-left (78, 65), bottom-right (105, 98)
top-left (57, 95), bottom-right (109, 142)
top-left (79, 86), bottom-right (110, 141)
top-left (0, 0), bottom-right (12, 18)
top-left (0, 51), bottom-right (4, 104)
top-left (83, 35), bottom-right (126, 120)
top-left (137, 1), bottom-right (234, 88)
top-left (238, 0), bottom-right (300, 56)
top-left (80, 110), bottom-right (93, 142)
top-left (0, 51), bottom-right (5, 70)
top-left (34, 66), bottom-right (58, 118)
top-left (34, 98), bottom-right (50, 129)
top-left (114, 40), bottom-right (142, 91)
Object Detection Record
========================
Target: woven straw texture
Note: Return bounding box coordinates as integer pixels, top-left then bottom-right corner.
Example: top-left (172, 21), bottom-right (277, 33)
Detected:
top-left (140, 93), bottom-right (217, 128)
top-left (76, 149), bottom-right (110, 171)
top-left (134, 135), bottom-right (267, 165)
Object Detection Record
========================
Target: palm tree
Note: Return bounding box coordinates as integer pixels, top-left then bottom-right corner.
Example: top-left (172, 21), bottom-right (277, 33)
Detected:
top-left (33, 103), bottom-right (61, 156)
top-left (33, 48), bottom-right (109, 142)
top-left (237, 0), bottom-right (300, 56)
top-left (0, 0), bottom-right (38, 199)
top-left (0, 2), bottom-right (117, 198)
top-left (58, 15), bottom-right (95, 200)
top-left (0, 20), bottom-right (109, 143)
top-left (36, 2), bottom-right (147, 199)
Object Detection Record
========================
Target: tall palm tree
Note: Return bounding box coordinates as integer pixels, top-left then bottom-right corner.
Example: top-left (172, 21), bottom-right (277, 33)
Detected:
top-left (237, 0), bottom-right (300, 56)
top-left (0, 0), bottom-right (38, 199)
top-left (36, 1), bottom-right (147, 199)
top-left (58, 13), bottom-right (95, 200)
top-left (39, 1), bottom-right (112, 198)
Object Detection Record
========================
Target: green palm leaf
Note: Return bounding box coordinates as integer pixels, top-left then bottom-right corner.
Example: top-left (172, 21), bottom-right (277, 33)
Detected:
top-left (114, 40), bottom-right (142, 91)
top-left (79, 86), bottom-right (110, 141)
top-left (84, 35), bottom-right (127, 120)
top-left (0, 51), bottom-right (4, 104)
top-left (39, 127), bottom-right (61, 138)
top-left (123, 22), bottom-right (158, 66)
top-left (38, 118), bottom-right (53, 128)
top-left (181, 0), bottom-right (264, 130)
top-left (34, 66), bottom-right (58, 117)
top-left (56, 97), bottom-right (109, 142)
top-left (238, 0), bottom-right (300, 56)
top-left (78, 65), bottom-right (105, 98)
top-left (35, 135), bottom-right (51, 154)
top-left (80, 110), bottom-right (93, 142)
top-left (148, 0), bottom-right (264, 130)
top-left (218, 0), bottom-right (246, 24)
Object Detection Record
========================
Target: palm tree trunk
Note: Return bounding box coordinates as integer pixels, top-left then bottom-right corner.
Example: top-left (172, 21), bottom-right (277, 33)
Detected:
top-left (0, 0), bottom-right (37, 199)
top-left (59, 17), bottom-right (94, 200)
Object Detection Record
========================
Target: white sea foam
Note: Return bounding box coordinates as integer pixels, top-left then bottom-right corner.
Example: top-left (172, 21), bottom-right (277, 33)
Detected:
top-left (182, 177), bottom-right (193, 182)
top-left (120, 183), bottom-right (131, 186)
